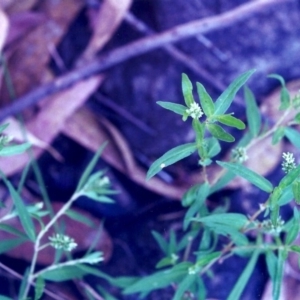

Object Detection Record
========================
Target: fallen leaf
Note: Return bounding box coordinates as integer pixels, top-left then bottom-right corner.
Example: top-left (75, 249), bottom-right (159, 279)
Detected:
top-left (79, 0), bottom-right (132, 64)
top-left (0, 75), bottom-right (103, 175)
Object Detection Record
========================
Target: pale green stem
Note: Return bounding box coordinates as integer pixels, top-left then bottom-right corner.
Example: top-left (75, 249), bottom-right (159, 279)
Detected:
top-left (22, 191), bottom-right (81, 298)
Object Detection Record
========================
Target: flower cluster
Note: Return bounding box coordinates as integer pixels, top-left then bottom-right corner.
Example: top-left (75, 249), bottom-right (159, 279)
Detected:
top-left (231, 147), bottom-right (248, 163)
top-left (185, 102), bottom-right (203, 119)
top-left (49, 233), bottom-right (77, 252)
top-left (282, 152), bottom-right (296, 173)
top-left (260, 217), bottom-right (285, 235)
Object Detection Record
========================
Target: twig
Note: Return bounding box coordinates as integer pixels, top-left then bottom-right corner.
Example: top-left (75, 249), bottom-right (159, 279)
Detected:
top-left (0, 0), bottom-right (290, 121)
top-left (124, 12), bottom-right (226, 93)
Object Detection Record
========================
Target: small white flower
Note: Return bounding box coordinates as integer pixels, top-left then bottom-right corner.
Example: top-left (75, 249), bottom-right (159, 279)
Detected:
top-left (282, 152), bottom-right (296, 173)
top-left (185, 102), bottom-right (203, 119)
top-left (160, 163), bottom-right (166, 169)
top-left (49, 233), bottom-right (77, 252)
top-left (232, 147), bottom-right (248, 163)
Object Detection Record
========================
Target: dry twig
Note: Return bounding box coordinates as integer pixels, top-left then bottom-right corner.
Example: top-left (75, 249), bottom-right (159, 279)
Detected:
top-left (0, 0), bottom-right (290, 121)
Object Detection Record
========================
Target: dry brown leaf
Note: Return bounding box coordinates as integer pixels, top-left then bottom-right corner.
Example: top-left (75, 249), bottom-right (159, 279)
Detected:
top-left (79, 0), bottom-right (132, 64)
top-left (1, 0), bottom-right (83, 104)
top-left (5, 11), bottom-right (45, 49)
top-left (62, 108), bottom-right (188, 200)
top-left (0, 201), bottom-right (113, 265)
top-left (0, 75), bottom-right (103, 176)
top-left (0, 9), bottom-right (8, 52)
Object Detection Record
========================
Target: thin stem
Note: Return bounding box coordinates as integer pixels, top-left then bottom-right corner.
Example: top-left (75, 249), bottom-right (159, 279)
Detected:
top-left (22, 191), bottom-right (81, 298)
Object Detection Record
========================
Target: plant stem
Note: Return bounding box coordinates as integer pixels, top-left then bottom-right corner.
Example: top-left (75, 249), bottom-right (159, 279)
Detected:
top-left (22, 192), bottom-right (81, 298)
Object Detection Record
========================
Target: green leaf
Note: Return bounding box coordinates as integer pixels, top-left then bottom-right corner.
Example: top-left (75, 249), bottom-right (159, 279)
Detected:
top-left (34, 277), bottom-right (45, 300)
top-left (268, 74), bottom-right (285, 86)
top-left (294, 112), bottom-right (300, 124)
top-left (157, 101), bottom-right (187, 116)
top-left (182, 73), bottom-right (194, 107)
top-left (193, 213), bottom-right (248, 230)
top-left (293, 180), bottom-right (300, 205)
top-left (273, 249), bottom-right (288, 300)
top-left (76, 142), bottom-right (108, 192)
top-left (152, 231), bottom-right (168, 254)
top-left (196, 82), bottom-right (215, 117)
top-left (284, 127), bottom-right (300, 148)
top-left (0, 172), bottom-right (36, 241)
top-left (290, 245), bottom-right (300, 254)
top-left (278, 185), bottom-right (293, 206)
top-left (285, 208), bottom-right (300, 244)
top-left (227, 250), bottom-right (260, 300)
top-left (279, 87), bottom-right (290, 110)
top-left (272, 126), bottom-right (285, 145)
top-left (266, 250), bottom-right (277, 283)
top-left (0, 224), bottom-right (29, 239)
top-left (0, 143), bottom-right (31, 156)
top-left (214, 114), bottom-right (245, 130)
top-left (217, 161), bottom-right (273, 193)
top-left (41, 265), bottom-right (89, 281)
top-left (244, 86), bottom-right (261, 137)
top-left (123, 263), bottom-right (190, 294)
top-left (206, 123), bottom-right (235, 142)
top-left (173, 274), bottom-right (197, 300)
top-left (82, 191), bottom-right (114, 203)
top-left (192, 119), bottom-right (205, 144)
top-left (146, 143), bottom-right (197, 180)
top-left (206, 137), bottom-right (221, 158)
top-left (278, 165), bottom-right (300, 190)
top-left (65, 209), bottom-right (95, 227)
top-left (214, 69), bottom-right (255, 115)
top-left (0, 237), bottom-right (27, 254)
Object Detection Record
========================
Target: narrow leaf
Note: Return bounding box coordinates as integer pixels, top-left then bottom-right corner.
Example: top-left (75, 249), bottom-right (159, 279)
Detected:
top-left (273, 249), bottom-right (288, 300)
top-left (193, 213), bottom-right (248, 230)
top-left (272, 126), bottom-right (285, 145)
top-left (182, 73), bottom-right (194, 107)
top-left (76, 142), bottom-right (108, 192)
top-left (1, 173), bottom-right (36, 241)
top-left (0, 237), bottom-right (27, 254)
top-left (0, 143), bottom-right (31, 156)
top-left (214, 69), bottom-right (255, 115)
top-left (196, 82), bottom-right (215, 117)
top-left (146, 143), bottom-right (197, 180)
top-left (293, 180), bottom-right (300, 205)
top-left (41, 265), bottom-right (88, 281)
top-left (34, 277), bottom-right (45, 300)
top-left (206, 123), bottom-right (235, 142)
top-left (215, 114), bottom-right (245, 130)
top-left (227, 250), bottom-right (260, 300)
top-left (157, 101), bottom-right (186, 116)
top-left (286, 208), bottom-right (300, 244)
top-left (217, 161), bottom-right (273, 192)
top-left (173, 274), bottom-right (196, 300)
top-left (285, 127), bottom-right (300, 149)
top-left (278, 165), bottom-right (300, 190)
top-left (244, 86), bottom-right (261, 137)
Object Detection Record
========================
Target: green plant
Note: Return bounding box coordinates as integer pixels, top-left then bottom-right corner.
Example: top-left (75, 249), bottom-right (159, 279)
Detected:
top-left (0, 132), bottom-right (118, 299)
top-left (121, 70), bottom-right (300, 299)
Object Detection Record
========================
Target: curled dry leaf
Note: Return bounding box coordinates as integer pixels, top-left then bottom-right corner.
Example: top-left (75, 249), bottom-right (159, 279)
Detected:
top-left (0, 201), bottom-right (113, 265)
top-left (79, 0), bottom-right (132, 64)
top-left (0, 75), bottom-right (103, 176)
top-left (63, 108), bottom-right (188, 200)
